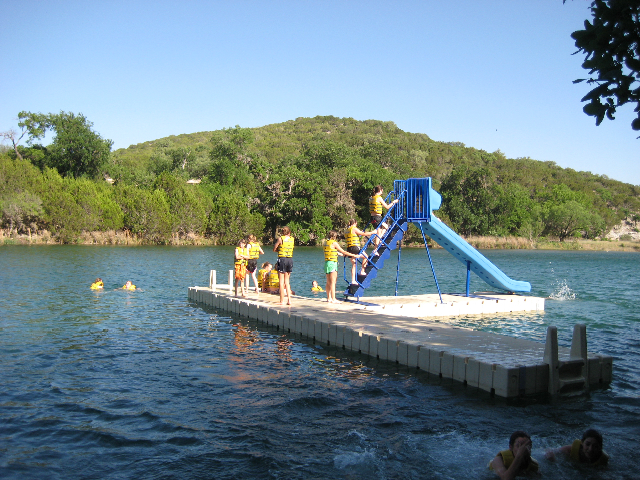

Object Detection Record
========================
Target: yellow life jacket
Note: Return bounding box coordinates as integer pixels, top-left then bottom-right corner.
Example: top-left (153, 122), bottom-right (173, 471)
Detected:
top-left (277, 235), bottom-right (294, 258)
top-left (311, 285), bottom-right (324, 292)
top-left (345, 225), bottom-right (359, 248)
top-left (369, 194), bottom-right (382, 215)
top-left (323, 239), bottom-right (338, 262)
top-left (491, 449), bottom-right (539, 474)
top-left (122, 284), bottom-right (136, 291)
top-left (90, 281), bottom-right (104, 290)
top-left (268, 270), bottom-right (280, 288)
top-left (248, 242), bottom-right (261, 259)
top-left (570, 439), bottom-right (609, 466)
top-left (257, 268), bottom-right (268, 287)
top-left (234, 247), bottom-right (246, 266)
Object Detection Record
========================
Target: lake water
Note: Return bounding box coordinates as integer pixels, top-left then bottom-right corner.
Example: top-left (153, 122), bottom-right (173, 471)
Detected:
top-left (1, 246), bottom-right (639, 479)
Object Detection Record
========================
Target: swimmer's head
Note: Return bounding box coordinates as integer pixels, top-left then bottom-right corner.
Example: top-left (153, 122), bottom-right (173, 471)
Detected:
top-left (581, 429), bottom-right (603, 462)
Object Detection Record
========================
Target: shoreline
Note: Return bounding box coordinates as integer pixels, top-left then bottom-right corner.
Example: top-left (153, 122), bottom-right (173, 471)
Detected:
top-left (2, 229), bottom-right (639, 252)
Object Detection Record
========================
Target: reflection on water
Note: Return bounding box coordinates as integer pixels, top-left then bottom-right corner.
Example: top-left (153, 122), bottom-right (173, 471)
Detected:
top-left (0, 247), bottom-right (639, 479)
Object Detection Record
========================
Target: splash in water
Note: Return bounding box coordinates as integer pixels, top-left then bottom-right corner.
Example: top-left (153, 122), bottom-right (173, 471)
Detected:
top-left (549, 280), bottom-right (577, 300)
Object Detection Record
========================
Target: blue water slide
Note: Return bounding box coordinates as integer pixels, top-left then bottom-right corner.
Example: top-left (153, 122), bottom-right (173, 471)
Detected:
top-left (418, 215), bottom-right (531, 293)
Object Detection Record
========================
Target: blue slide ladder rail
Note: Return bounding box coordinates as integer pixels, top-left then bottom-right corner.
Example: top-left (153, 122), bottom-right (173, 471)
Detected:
top-left (343, 177), bottom-right (531, 300)
top-left (344, 178), bottom-right (435, 299)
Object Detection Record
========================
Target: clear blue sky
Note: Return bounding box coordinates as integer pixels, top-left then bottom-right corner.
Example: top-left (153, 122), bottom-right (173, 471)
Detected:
top-left (1, 0), bottom-right (638, 185)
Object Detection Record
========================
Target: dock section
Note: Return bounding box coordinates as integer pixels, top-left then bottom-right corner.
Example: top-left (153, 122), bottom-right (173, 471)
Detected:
top-left (188, 276), bottom-right (612, 399)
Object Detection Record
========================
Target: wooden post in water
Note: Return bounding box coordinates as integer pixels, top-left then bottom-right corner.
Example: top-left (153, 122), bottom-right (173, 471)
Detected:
top-left (209, 270), bottom-right (216, 289)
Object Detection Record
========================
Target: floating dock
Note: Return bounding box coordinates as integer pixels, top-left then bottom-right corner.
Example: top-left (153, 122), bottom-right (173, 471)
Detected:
top-left (188, 273), bottom-right (613, 399)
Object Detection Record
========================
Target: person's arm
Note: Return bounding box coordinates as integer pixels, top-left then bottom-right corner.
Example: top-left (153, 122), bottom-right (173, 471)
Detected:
top-left (333, 242), bottom-right (366, 259)
top-left (545, 444), bottom-right (571, 461)
top-left (354, 227), bottom-right (375, 237)
top-left (273, 237), bottom-right (281, 253)
top-left (491, 440), bottom-right (531, 480)
top-left (258, 245), bottom-right (265, 255)
top-left (379, 198), bottom-right (399, 210)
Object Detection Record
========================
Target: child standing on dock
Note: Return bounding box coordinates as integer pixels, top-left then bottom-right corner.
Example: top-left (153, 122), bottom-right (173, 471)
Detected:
top-left (323, 230), bottom-right (365, 303)
top-left (273, 226), bottom-right (294, 306)
top-left (246, 234), bottom-right (264, 293)
top-left (234, 239), bottom-right (250, 297)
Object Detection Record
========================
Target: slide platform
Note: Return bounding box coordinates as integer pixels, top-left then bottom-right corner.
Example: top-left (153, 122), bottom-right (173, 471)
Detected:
top-left (418, 215), bottom-right (531, 293)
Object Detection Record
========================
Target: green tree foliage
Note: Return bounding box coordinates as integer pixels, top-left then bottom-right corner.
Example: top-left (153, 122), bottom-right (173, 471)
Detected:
top-left (0, 191), bottom-right (43, 234)
top-left (544, 200), bottom-right (592, 241)
top-left (439, 166), bottom-right (499, 236)
top-left (569, 0), bottom-right (640, 131)
top-left (208, 126), bottom-right (256, 193)
top-left (2, 115), bottom-right (639, 244)
top-left (153, 172), bottom-right (207, 235)
top-left (115, 184), bottom-right (173, 242)
top-left (205, 184), bottom-right (265, 245)
top-left (18, 111), bottom-right (113, 177)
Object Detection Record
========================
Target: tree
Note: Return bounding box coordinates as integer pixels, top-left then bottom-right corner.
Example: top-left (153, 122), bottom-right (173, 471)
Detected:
top-left (208, 126), bottom-right (256, 193)
top-left (18, 111), bottom-right (113, 177)
top-left (0, 191), bottom-right (43, 234)
top-left (0, 129), bottom-right (27, 160)
top-left (544, 200), bottom-right (591, 241)
top-left (439, 165), bottom-right (498, 236)
top-left (153, 172), bottom-right (207, 235)
top-left (116, 184), bottom-right (173, 242)
top-left (206, 185), bottom-right (265, 245)
top-left (568, 0), bottom-right (640, 131)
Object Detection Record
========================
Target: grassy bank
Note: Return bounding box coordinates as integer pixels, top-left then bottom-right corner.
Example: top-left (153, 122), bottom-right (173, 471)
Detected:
top-left (2, 229), bottom-right (640, 252)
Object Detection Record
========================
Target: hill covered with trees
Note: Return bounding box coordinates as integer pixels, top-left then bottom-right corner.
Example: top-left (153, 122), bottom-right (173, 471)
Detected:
top-left (1, 114), bottom-right (639, 245)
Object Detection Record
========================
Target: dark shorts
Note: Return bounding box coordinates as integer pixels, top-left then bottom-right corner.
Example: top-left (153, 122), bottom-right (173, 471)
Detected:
top-left (347, 246), bottom-right (360, 255)
top-left (277, 257), bottom-right (293, 273)
top-left (371, 215), bottom-right (383, 228)
top-left (247, 259), bottom-right (258, 273)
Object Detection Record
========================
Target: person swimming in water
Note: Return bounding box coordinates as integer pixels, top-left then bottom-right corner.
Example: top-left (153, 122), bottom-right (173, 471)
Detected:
top-left (311, 280), bottom-right (323, 292)
top-left (122, 281), bottom-right (136, 291)
top-left (91, 278), bottom-right (104, 290)
top-left (545, 428), bottom-right (608, 466)
top-left (489, 431), bottom-right (539, 479)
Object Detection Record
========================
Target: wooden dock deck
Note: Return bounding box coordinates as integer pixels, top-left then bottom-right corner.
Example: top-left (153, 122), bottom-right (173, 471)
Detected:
top-left (188, 277), bottom-right (612, 399)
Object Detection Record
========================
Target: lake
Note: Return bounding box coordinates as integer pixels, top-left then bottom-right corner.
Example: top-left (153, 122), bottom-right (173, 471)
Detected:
top-left (1, 246), bottom-right (639, 479)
